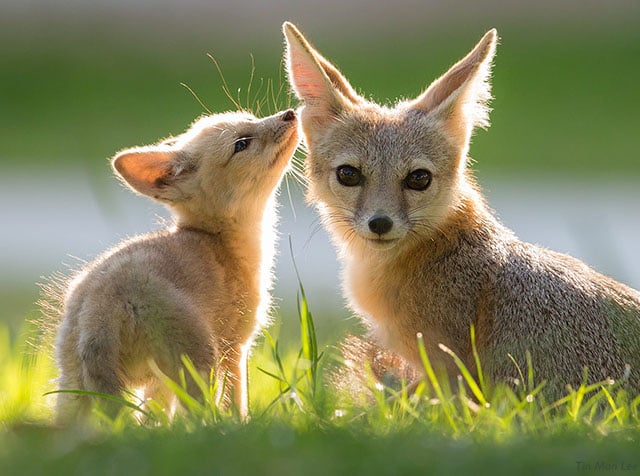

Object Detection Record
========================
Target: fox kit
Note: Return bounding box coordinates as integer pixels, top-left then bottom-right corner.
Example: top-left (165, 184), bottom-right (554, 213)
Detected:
top-left (54, 108), bottom-right (298, 422)
top-left (283, 22), bottom-right (640, 397)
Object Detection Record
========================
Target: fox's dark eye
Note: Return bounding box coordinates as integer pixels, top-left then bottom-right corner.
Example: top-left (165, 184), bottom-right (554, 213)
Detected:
top-left (404, 169), bottom-right (432, 191)
top-left (336, 165), bottom-right (363, 187)
top-left (234, 138), bottom-right (251, 154)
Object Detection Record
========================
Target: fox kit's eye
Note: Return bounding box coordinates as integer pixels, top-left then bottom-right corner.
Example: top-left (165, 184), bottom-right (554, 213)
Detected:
top-left (336, 165), bottom-right (363, 187)
top-left (234, 138), bottom-right (252, 154)
top-left (404, 169), bottom-right (432, 191)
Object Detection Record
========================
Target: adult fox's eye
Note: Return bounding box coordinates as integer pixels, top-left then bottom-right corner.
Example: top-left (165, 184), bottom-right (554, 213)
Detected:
top-left (336, 165), bottom-right (363, 187)
top-left (234, 138), bottom-right (251, 154)
top-left (404, 169), bottom-right (432, 191)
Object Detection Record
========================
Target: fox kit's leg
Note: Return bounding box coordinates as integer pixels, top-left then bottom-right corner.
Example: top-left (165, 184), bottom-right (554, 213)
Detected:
top-left (231, 346), bottom-right (249, 419)
top-left (78, 334), bottom-right (123, 395)
top-left (142, 304), bottom-right (217, 412)
top-left (56, 305), bottom-right (127, 424)
top-left (217, 343), bottom-right (249, 419)
top-left (55, 320), bottom-right (91, 425)
top-left (77, 308), bottom-right (127, 418)
top-left (55, 309), bottom-right (124, 423)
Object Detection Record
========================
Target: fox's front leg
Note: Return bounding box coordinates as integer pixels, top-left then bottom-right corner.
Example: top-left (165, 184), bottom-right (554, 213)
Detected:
top-left (220, 343), bottom-right (249, 420)
top-left (235, 346), bottom-right (250, 420)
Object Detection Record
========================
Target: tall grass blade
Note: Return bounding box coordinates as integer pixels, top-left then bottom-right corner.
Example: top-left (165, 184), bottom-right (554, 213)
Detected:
top-left (469, 324), bottom-right (486, 396)
top-left (416, 333), bottom-right (458, 432)
top-left (147, 360), bottom-right (202, 415)
top-left (289, 235), bottom-right (321, 397)
top-left (438, 343), bottom-right (487, 407)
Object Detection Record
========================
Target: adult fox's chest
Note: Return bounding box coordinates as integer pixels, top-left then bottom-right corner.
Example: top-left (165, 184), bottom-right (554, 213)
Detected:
top-left (345, 255), bottom-right (479, 369)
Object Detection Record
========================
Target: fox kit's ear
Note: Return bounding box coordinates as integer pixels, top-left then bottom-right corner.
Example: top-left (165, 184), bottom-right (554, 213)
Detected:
top-left (411, 29), bottom-right (498, 149)
top-left (112, 148), bottom-right (189, 202)
top-left (283, 22), bottom-right (359, 126)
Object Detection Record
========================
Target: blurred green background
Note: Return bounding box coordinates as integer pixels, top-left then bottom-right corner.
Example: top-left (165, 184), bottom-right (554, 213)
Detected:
top-left (1, 0), bottom-right (639, 336)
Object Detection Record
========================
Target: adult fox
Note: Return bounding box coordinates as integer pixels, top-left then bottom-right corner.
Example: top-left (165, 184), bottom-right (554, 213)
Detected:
top-left (283, 22), bottom-right (640, 397)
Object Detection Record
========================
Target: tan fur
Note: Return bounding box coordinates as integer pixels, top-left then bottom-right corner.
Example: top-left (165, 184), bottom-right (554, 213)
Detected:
top-left (54, 109), bottom-right (299, 423)
top-left (283, 22), bottom-right (640, 398)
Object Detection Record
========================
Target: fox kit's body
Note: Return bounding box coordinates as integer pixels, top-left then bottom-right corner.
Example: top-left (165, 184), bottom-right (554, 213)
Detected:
top-left (55, 109), bottom-right (298, 422)
top-left (283, 22), bottom-right (640, 396)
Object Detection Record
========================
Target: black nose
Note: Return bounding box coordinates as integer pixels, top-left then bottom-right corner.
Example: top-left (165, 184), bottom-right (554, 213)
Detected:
top-left (368, 214), bottom-right (394, 235)
top-left (281, 109), bottom-right (296, 122)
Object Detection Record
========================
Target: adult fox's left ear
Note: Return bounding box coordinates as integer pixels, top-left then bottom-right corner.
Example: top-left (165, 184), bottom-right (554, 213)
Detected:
top-left (283, 22), bottom-right (361, 128)
top-left (410, 29), bottom-right (498, 149)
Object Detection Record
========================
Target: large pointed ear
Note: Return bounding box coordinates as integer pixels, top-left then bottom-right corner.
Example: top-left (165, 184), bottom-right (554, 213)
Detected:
top-left (112, 147), bottom-right (189, 202)
top-left (314, 49), bottom-right (363, 105)
top-left (410, 29), bottom-right (498, 147)
top-left (283, 22), bottom-right (358, 125)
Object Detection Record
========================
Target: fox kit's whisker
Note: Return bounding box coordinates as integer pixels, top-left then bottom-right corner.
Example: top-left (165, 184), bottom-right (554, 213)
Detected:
top-left (283, 21), bottom-right (640, 398)
top-left (302, 222), bottom-right (326, 251)
top-left (52, 108), bottom-right (299, 424)
top-left (287, 160), bottom-right (310, 188)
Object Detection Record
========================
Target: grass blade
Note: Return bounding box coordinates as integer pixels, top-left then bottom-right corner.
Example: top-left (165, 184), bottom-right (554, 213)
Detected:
top-left (417, 333), bottom-right (458, 432)
top-left (469, 324), bottom-right (486, 397)
top-left (44, 389), bottom-right (149, 417)
top-left (438, 343), bottom-right (488, 407)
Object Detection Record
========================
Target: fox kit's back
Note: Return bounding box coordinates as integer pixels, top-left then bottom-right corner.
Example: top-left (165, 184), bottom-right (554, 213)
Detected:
top-left (54, 109), bottom-right (298, 423)
top-left (283, 22), bottom-right (640, 396)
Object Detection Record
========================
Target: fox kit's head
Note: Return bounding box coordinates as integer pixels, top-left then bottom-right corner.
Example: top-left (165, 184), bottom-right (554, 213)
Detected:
top-left (284, 22), bottom-right (496, 255)
top-left (112, 109), bottom-right (298, 230)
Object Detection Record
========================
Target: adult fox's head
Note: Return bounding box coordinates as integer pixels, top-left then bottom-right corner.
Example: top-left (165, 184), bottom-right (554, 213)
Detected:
top-left (284, 22), bottom-right (496, 255)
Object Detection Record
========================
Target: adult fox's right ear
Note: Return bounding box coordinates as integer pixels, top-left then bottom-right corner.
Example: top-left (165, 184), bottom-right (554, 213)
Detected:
top-left (283, 22), bottom-right (359, 126)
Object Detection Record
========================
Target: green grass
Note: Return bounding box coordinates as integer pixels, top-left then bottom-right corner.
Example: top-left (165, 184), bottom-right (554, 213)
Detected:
top-left (1, 281), bottom-right (639, 475)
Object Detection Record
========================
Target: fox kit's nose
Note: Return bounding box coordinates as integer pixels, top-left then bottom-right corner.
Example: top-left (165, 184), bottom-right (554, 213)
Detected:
top-left (368, 214), bottom-right (394, 236)
top-left (281, 109), bottom-right (296, 122)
